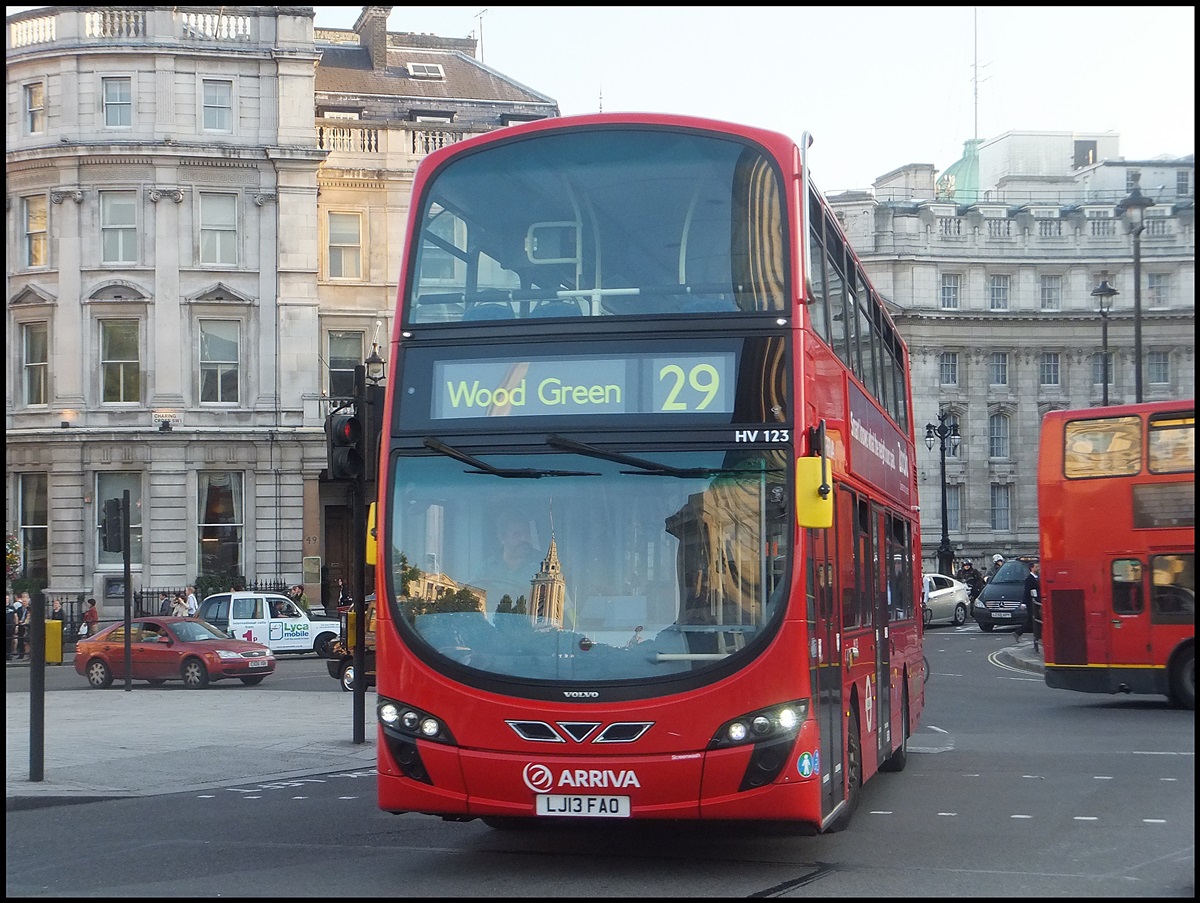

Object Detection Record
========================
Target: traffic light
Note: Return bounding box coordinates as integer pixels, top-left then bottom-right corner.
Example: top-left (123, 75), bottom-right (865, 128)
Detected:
top-left (326, 408), bottom-right (364, 480)
top-left (101, 497), bottom-right (124, 553)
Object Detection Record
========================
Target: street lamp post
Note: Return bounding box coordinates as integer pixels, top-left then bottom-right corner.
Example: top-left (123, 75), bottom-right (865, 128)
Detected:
top-left (352, 344), bottom-right (387, 745)
top-left (1092, 278), bottom-right (1119, 406)
top-left (925, 410), bottom-right (961, 577)
top-left (1115, 173), bottom-right (1155, 403)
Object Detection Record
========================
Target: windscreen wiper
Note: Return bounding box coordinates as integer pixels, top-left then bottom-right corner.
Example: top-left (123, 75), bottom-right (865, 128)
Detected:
top-left (423, 437), bottom-right (598, 479)
top-left (544, 434), bottom-right (780, 479)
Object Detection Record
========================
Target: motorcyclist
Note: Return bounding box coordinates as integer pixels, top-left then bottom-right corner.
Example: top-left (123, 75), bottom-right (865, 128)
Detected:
top-left (985, 553), bottom-right (1005, 584)
top-left (956, 559), bottom-right (985, 600)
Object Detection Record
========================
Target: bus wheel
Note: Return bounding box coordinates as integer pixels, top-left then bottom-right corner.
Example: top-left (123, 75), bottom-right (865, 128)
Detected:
top-left (1169, 646), bottom-right (1195, 710)
top-left (953, 602), bottom-right (968, 626)
top-left (879, 690), bottom-right (908, 773)
top-left (826, 708), bottom-right (862, 833)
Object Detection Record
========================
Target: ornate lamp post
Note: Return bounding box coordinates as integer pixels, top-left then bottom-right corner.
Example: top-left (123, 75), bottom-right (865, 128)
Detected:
top-left (1091, 278), bottom-right (1119, 406)
top-left (1114, 174), bottom-right (1155, 403)
top-left (925, 410), bottom-right (961, 576)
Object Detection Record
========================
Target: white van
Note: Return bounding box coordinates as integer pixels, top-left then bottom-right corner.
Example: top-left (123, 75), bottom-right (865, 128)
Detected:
top-left (199, 591), bottom-right (339, 657)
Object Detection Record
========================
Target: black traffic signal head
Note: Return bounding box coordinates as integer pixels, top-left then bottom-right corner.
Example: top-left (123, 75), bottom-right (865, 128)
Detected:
top-left (326, 410), bottom-right (364, 480)
top-left (101, 497), bottom-right (124, 553)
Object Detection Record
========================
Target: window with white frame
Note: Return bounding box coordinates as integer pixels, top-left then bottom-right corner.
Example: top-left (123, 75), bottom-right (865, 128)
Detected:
top-left (102, 76), bottom-right (132, 128)
top-left (100, 191), bottom-right (138, 264)
top-left (988, 412), bottom-right (1010, 458)
top-left (198, 472), bottom-right (244, 577)
top-left (939, 351), bottom-right (958, 386)
top-left (939, 273), bottom-right (961, 310)
top-left (96, 472), bottom-right (143, 566)
top-left (328, 330), bottom-right (363, 398)
top-left (945, 413), bottom-right (961, 460)
top-left (201, 79), bottom-right (233, 131)
top-left (1039, 352), bottom-right (1060, 387)
top-left (18, 473), bottom-right (48, 583)
top-left (990, 483), bottom-right (1011, 531)
top-left (25, 82), bottom-right (45, 134)
top-left (100, 320), bottom-right (140, 403)
top-left (1147, 351), bottom-right (1170, 386)
top-left (199, 193), bottom-right (237, 265)
top-left (946, 483), bottom-right (962, 532)
top-left (1039, 275), bottom-right (1062, 311)
top-left (989, 274), bottom-right (1010, 311)
top-left (328, 212), bottom-right (362, 279)
top-left (1147, 273), bottom-right (1169, 308)
top-left (989, 352), bottom-right (1008, 386)
top-left (1091, 352), bottom-right (1114, 389)
top-left (23, 322), bottom-right (48, 406)
top-left (945, 482), bottom-right (964, 533)
top-left (23, 195), bottom-right (48, 268)
top-left (408, 62), bottom-right (445, 79)
top-left (199, 320), bottom-right (240, 404)
top-left (1178, 171), bottom-right (1191, 198)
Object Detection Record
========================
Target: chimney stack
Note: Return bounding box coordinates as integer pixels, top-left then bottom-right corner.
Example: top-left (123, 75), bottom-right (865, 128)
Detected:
top-left (354, 6), bottom-right (392, 72)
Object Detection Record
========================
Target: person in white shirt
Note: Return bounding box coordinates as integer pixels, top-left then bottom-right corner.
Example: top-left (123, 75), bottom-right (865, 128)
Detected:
top-left (186, 586), bottom-right (198, 617)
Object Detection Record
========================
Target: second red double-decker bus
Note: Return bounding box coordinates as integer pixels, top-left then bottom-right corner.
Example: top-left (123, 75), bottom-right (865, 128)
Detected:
top-left (1038, 400), bottom-right (1195, 709)
top-left (373, 112), bottom-right (924, 831)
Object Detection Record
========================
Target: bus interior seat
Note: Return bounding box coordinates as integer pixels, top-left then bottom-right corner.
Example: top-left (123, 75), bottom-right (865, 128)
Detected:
top-left (529, 299), bottom-right (584, 318)
top-left (463, 302), bottom-right (516, 321)
top-left (679, 295), bottom-right (737, 313)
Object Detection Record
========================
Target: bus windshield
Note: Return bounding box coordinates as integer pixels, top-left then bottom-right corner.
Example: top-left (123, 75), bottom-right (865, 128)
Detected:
top-left (408, 127), bottom-right (788, 323)
top-left (387, 447), bottom-right (790, 683)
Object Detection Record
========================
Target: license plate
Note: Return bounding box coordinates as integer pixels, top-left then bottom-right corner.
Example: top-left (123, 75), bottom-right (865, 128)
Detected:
top-left (992, 612), bottom-right (1012, 618)
top-left (536, 794), bottom-right (630, 817)
top-left (248, 660), bottom-right (269, 668)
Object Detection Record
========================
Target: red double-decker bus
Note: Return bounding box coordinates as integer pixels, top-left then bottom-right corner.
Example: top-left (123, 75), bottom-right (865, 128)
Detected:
top-left (372, 112), bottom-right (924, 831)
top-left (1038, 401), bottom-right (1195, 709)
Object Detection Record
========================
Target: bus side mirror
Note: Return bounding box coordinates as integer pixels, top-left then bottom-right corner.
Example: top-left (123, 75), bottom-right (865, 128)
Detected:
top-left (795, 456), bottom-right (833, 528)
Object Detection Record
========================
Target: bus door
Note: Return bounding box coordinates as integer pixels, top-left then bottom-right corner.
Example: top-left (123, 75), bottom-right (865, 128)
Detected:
top-left (807, 527), bottom-right (843, 821)
top-left (871, 505), bottom-right (891, 761)
top-left (1108, 557), bottom-right (1151, 672)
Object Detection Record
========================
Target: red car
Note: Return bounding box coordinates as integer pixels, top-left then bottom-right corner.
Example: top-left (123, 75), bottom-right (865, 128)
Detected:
top-left (73, 616), bottom-right (276, 689)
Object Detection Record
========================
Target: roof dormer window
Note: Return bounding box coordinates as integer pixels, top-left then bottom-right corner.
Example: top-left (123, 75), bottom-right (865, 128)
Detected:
top-left (408, 62), bottom-right (445, 80)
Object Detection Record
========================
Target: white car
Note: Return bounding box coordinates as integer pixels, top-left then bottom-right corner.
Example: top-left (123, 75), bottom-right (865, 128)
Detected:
top-left (198, 591), bottom-right (340, 657)
top-left (921, 574), bottom-right (972, 627)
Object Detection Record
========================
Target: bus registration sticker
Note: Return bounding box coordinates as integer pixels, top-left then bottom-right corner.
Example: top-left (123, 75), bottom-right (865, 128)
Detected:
top-left (536, 795), bottom-right (631, 817)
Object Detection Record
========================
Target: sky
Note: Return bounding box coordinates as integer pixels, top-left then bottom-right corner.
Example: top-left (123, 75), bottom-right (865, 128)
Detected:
top-left (7, 6), bottom-right (1193, 191)
top-left (310, 5), bottom-right (1194, 191)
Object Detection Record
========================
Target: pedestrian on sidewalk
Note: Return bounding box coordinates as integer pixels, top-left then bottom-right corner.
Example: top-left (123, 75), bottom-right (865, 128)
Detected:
top-left (15, 592), bottom-right (31, 658)
top-left (186, 585), bottom-right (199, 617)
top-left (81, 599), bottom-right (99, 638)
top-left (1015, 561), bottom-right (1040, 645)
top-left (5, 593), bottom-right (17, 660)
top-left (170, 592), bottom-right (188, 617)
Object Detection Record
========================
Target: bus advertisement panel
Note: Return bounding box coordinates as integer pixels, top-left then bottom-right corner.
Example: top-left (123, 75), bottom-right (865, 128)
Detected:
top-left (373, 113), bottom-right (923, 832)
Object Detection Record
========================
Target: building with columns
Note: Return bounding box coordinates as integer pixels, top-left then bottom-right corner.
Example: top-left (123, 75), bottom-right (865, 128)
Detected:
top-left (5, 6), bottom-right (556, 614)
top-left (829, 132), bottom-right (1194, 571)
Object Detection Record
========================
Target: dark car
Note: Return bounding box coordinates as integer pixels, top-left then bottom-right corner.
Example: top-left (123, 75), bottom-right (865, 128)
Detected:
top-left (972, 557), bottom-right (1038, 631)
top-left (73, 616), bottom-right (275, 689)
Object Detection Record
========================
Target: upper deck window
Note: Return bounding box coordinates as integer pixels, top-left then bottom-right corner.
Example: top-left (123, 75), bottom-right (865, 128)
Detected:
top-left (408, 128), bottom-right (789, 324)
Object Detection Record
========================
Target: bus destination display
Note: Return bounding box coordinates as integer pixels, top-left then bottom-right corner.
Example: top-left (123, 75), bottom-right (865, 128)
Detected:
top-left (432, 353), bottom-right (736, 419)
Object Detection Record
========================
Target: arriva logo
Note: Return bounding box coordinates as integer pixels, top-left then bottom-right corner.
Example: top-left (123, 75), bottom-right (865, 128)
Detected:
top-left (563, 691), bottom-right (600, 698)
top-left (522, 764), bottom-right (642, 791)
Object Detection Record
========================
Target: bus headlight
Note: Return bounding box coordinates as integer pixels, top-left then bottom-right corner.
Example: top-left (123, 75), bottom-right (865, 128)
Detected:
top-left (709, 700), bottom-right (809, 750)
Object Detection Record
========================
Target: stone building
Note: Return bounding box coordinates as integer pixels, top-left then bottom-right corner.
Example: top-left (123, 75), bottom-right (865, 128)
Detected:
top-left (828, 131), bottom-right (1195, 571)
top-left (5, 5), bottom-right (557, 613)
